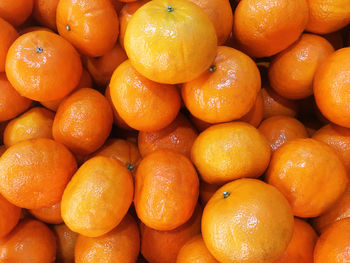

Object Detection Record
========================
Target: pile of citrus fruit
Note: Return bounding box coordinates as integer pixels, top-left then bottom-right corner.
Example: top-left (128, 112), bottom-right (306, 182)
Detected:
top-left (0, 0), bottom-right (349, 262)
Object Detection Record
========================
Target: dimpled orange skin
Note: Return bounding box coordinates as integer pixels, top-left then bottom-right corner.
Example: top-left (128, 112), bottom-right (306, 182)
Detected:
top-left (314, 218), bottom-right (350, 263)
top-left (119, 0), bottom-right (150, 49)
top-left (0, 194), bottom-right (21, 237)
top-left (191, 122), bottom-right (271, 184)
top-left (306, 0), bottom-right (350, 34)
top-left (109, 60), bottom-right (181, 132)
top-left (75, 214), bottom-right (140, 263)
top-left (86, 44), bottom-right (128, 86)
top-left (135, 149), bottom-right (199, 231)
top-left (233, 0), bottom-right (309, 58)
top-left (202, 179), bottom-right (294, 263)
top-left (0, 219), bottom-right (57, 263)
top-left (182, 46), bottom-right (261, 123)
top-left (5, 31), bottom-right (82, 102)
top-left (262, 86), bottom-right (299, 119)
top-left (314, 48), bottom-right (350, 128)
top-left (0, 138), bottom-right (77, 209)
top-left (141, 204), bottom-right (202, 263)
top-left (269, 34), bottom-right (334, 99)
top-left (312, 123), bottom-right (350, 173)
top-left (104, 85), bottom-right (133, 131)
top-left (138, 113), bottom-right (198, 159)
top-left (0, 17), bottom-right (18, 72)
top-left (53, 223), bottom-right (79, 263)
top-left (41, 68), bottom-right (93, 112)
top-left (32, 0), bottom-right (60, 30)
top-left (61, 156), bottom-right (134, 237)
top-left (274, 218), bottom-right (318, 263)
top-left (124, 0), bottom-right (217, 84)
top-left (4, 107), bottom-right (54, 148)
top-left (266, 138), bottom-right (348, 218)
top-left (91, 138), bottom-right (141, 175)
top-left (56, 0), bottom-right (119, 57)
top-left (176, 235), bottom-right (219, 263)
top-left (0, 73), bottom-right (32, 122)
top-left (312, 186), bottom-right (350, 234)
top-left (258, 116), bottom-right (309, 152)
top-left (29, 202), bottom-right (63, 224)
top-left (0, 0), bottom-right (34, 27)
top-left (53, 88), bottom-right (113, 155)
top-left (188, 0), bottom-right (233, 45)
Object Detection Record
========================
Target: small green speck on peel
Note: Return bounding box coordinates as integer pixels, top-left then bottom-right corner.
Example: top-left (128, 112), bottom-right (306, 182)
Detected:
top-left (223, 191), bottom-right (230, 198)
top-left (209, 65), bottom-right (217, 72)
top-left (127, 163), bottom-right (134, 171)
top-left (66, 25), bottom-right (71, 31)
top-left (35, 47), bottom-right (43, 53)
top-left (167, 5), bottom-right (174, 12)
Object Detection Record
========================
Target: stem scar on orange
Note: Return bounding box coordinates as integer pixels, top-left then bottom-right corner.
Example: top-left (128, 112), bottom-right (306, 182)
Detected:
top-left (124, 0), bottom-right (217, 84)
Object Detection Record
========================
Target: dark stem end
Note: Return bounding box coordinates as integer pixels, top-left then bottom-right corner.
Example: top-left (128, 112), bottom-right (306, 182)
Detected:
top-left (223, 191), bottom-right (230, 199)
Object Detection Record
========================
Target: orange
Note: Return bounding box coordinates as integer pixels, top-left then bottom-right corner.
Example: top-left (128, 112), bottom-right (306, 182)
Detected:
top-left (41, 68), bottom-right (93, 112)
top-left (266, 138), bottom-right (348, 217)
top-left (314, 47), bottom-right (350, 127)
top-left (53, 223), bottom-right (79, 263)
top-left (135, 149), bottom-right (199, 230)
top-left (0, 0), bottom-right (34, 26)
top-left (141, 204), bottom-right (202, 263)
top-left (29, 202), bottom-right (63, 224)
top-left (274, 218), bottom-right (318, 263)
top-left (0, 138), bottom-right (77, 209)
top-left (190, 90), bottom-right (264, 131)
top-left (105, 85), bottom-right (133, 131)
top-left (313, 123), bottom-right (350, 173)
top-left (199, 181), bottom-right (222, 206)
top-left (182, 46), bottom-right (261, 123)
top-left (138, 113), bottom-right (198, 158)
top-left (91, 138), bottom-right (141, 175)
top-left (110, 0), bottom-right (125, 12)
top-left (306, 0), bottom-right (350, 34)
top-left (0, 219), bottom-right (56, 262)
top-left (233, 0), bottom-right (309, 57)
top-left (269, 34), bottom-right (334, 99)
top-left (323, 31), bottom-right (344, 50)
top-left (189, 115), bottom-right (212, 132)
top-left (258, 116), bottom-right (309, 152)
top-left (56, 0), bottom-right (119, 57)
top-left (4, 107), bottom-right (54, 148)
top-left (188, 0), bottom-right (233, 45)
top-left (0, 73), bottom-right (31, 122)
top-left (19, 26), bottom-right (54, 35)
top-left (0, 194), bottom-right (21, 237)
top-left (124, 0), bottom-right (217, 84)
top-left (86, 43), bottom-right (128, 86)
top-left (262, 85), bottom-right (299, 119)
top-left (32, 0), bottom-right (59, 30)
top-left (202, 179), bottom-right (294, 263)
top-left (109, 60), bottom-right (181, 131)
top-left (191, 122), bottom-right (271, 184)
top-left (5, 31), bottom-right (82, 102)
top-left (239, 90), bottom-right (264, 127)
top-left (0, 145), bottom-right (5, 156)
top-left (119, 0), bottom-right (149, 49)
top-left (53, 88), bottom-right (113, 155)
top-left (0, 17), bottom-right (18, 72)
top-left (312, 186), bottom-right (350, 234)
top-left (75, 214), bottom-right (140, 263)
top-left (314, 218), bottom-right (350, 263)
top-left (61, 156), bottom-right (134, 237)
top-left (176, 235), bottom-right (219, 263)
